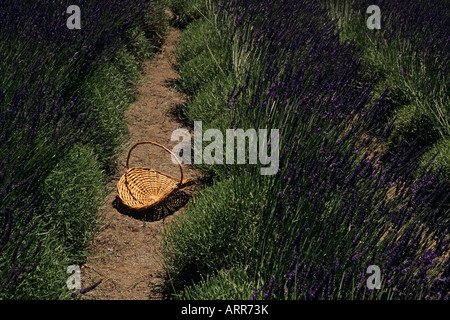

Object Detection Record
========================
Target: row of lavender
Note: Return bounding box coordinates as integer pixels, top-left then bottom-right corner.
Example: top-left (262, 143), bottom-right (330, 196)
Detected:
top-left (217, 0), bottom-right (448, 299)
top-left (326, 0), bottom-right (449, 176)
top-left (0, 1), bottom-right (159, 297)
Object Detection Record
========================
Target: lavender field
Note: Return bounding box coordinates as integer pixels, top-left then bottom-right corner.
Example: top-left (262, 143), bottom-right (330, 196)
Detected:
top-left (1, 0), bottom-right (168, 299)
top-left (0, 0), bottom-right (448, 301)
top-left (162, 0), bottom-right (449, 300)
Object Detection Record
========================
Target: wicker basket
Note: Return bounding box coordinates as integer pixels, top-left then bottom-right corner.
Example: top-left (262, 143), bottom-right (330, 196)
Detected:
top-left (117, 141), bottom-right (195, 211)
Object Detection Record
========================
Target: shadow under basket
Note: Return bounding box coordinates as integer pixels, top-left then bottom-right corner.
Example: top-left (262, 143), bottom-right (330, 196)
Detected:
top-left (116, 141), bottom-right (195, 212)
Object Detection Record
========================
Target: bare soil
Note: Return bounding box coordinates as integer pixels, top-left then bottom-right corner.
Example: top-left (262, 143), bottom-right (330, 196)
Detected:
top-left (80, 26), bottom-right (202, 300)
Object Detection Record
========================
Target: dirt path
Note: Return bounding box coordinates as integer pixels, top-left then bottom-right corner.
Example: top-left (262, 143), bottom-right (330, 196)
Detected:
top-left (80, 26), bottom-right (202, 300)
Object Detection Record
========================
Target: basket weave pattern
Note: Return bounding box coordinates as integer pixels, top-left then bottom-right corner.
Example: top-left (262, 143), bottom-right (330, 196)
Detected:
top-left (117, 141), bottom-right (194, 211)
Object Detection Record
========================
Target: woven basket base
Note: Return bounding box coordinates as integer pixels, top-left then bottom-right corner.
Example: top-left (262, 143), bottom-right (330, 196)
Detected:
top-left (117, 167), bottom-right (194, 211)
top-left (113, 191), bottom-right (190, 221)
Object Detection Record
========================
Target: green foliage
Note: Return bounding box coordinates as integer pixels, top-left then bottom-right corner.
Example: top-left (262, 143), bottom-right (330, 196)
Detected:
top-left (325, 0), bottom-right (449, 178)
top-left (163, 174), bottom-right (268, 294)
top-left (174, 18), bottom-right (232, 96)
top-left (5, 237), bottom-right (73, 300)
top-left (163, 0), bottom-right (448, 300)
top-left (1, 3), bottom-right (170, 299)
top-left (419, 137), bottom-right (450, 179)
top-left (181, 74), bottom-right (235, 126)
top-left (40, 143), bottom-right (105, 262)
top-left (163, 0), bottom-right (208, 27)
top-left (179, 267), bottom-right (256, 300)
top-left (388, 104), bottom-right (439, 148)
top-left (124, 3), bottom-right (170, 62)
top-left (144, 3), bottom-right (171, 48)
top-left (80, 48), bottom-right (140, 171)
top-left (1, 143), bottom-right (104, 300)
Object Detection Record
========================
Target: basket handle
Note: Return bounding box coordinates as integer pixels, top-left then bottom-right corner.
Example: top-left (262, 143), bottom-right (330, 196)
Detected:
top-left (126, 141), bottom-right (184, 185)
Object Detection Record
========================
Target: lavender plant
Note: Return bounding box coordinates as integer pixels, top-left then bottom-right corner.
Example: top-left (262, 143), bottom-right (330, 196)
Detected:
top-left (167, 0), bottom-right (449, 300)
top-left (325, 0), bottom-right (449, 177)
top-left (1, 0), bottom-right (164, 298)
top-left (223, 0), bottom-right (449, 300)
